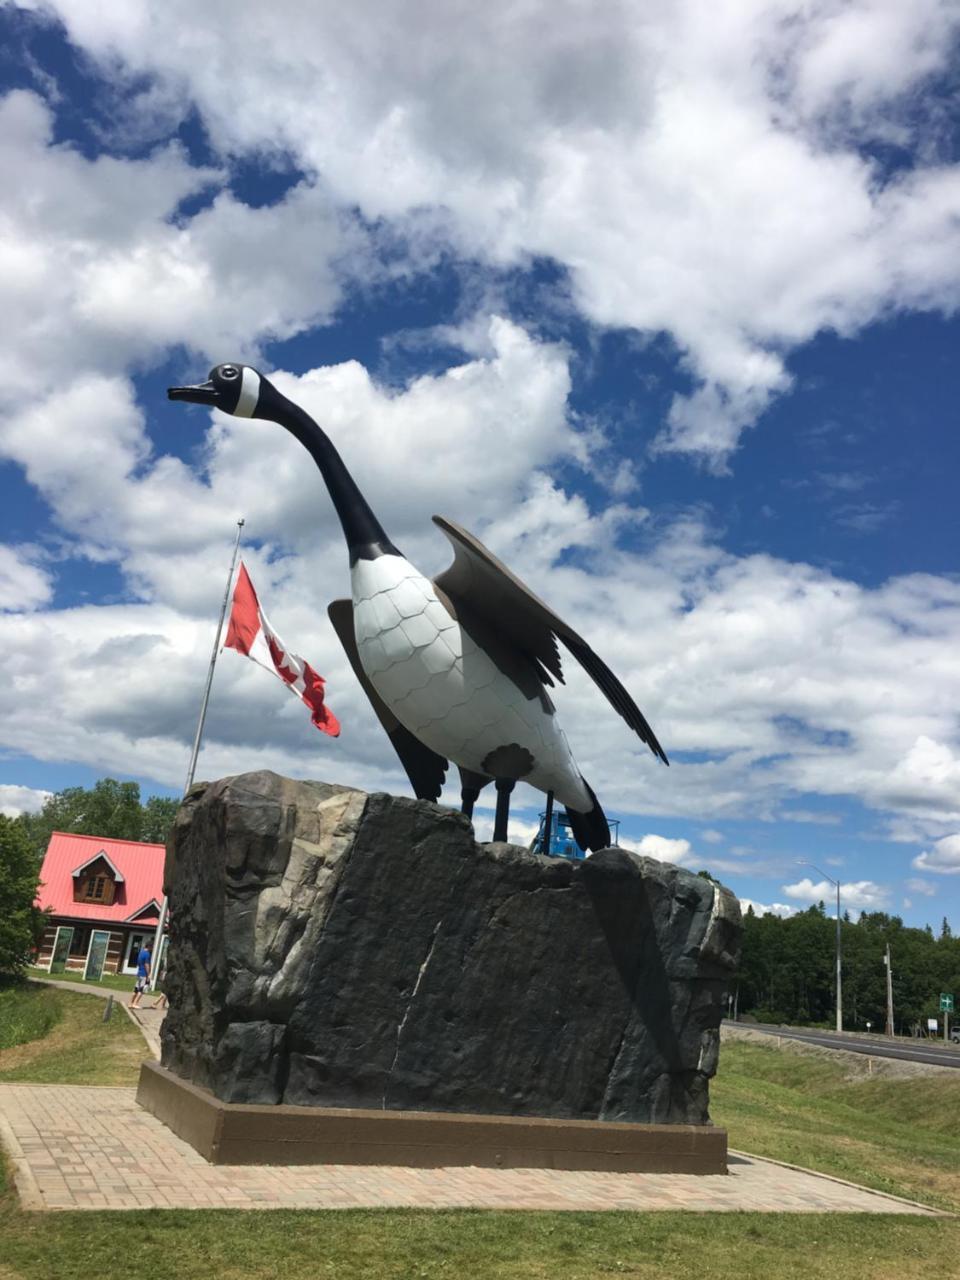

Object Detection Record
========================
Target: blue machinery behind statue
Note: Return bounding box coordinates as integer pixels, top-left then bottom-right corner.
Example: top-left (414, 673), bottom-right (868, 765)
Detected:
top-left (535, 808), bottom-right (620, 860)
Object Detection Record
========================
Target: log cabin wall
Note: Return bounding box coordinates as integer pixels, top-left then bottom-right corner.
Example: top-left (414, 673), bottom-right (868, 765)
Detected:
top-left (34, 924), bottom-right (128, 974)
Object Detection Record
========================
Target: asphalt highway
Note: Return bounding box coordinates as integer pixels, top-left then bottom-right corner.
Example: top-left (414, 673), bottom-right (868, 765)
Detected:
top-left (725, 1020), bottom-right (960, 1069)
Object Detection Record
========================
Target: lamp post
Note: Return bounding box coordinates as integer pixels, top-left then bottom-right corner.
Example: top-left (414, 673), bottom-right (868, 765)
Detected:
top-left (798, 860), bottom-right (842, 1033)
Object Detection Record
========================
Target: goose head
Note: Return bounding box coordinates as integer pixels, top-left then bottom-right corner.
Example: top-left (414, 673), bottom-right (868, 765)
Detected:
top-left (168, 362), bottom-right (270, 419)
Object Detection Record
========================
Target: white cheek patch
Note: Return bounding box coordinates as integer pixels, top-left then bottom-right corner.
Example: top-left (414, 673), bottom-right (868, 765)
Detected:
top-left (235, 367), bottom-right (261, 418)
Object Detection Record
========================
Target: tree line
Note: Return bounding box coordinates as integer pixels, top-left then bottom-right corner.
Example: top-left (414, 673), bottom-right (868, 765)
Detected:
top-left (737, 903), bottom-right (960, 1033)
top-left (13, 777), bottom-right (179, 865)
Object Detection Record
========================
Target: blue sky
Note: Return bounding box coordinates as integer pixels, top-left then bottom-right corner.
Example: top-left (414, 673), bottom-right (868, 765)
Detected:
top-left (1, 1), bottom-right (959, 929)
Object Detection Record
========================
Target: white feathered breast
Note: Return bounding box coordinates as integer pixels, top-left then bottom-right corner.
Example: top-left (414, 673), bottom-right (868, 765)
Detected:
top-left (351, 554), bottom-right (590, 810)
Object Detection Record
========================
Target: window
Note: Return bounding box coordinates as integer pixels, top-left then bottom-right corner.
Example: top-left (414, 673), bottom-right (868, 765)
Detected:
top-left (74, 864), bottom-right (115, 905)
top-left (125, 933), bottom-right (146, 971)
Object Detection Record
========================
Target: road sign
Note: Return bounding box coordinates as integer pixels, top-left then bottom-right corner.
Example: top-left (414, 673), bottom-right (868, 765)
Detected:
top-left (940, 994), bottom-right (955, 1012)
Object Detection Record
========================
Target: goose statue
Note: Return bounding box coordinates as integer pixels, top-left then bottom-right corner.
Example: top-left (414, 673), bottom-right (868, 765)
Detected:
top-left (169, 363), bottom-right (668, 851)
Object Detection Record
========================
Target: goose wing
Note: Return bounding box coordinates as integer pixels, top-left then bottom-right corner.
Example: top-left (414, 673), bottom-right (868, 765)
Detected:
top-left (328, 599), bottom-right (449, 801)
top-left (431, 517), bottom-right (668, 764)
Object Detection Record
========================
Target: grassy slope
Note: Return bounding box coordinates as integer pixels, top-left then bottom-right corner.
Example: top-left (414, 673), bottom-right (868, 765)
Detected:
top-left (0, 984), bottom-right (148, 1086)
top-left (711, 1040), bottom-right (960, 1213)
top-left (0, 985), bottom-right (63, 1051)
top-left (0, 1009), bottom-right (959, 1279)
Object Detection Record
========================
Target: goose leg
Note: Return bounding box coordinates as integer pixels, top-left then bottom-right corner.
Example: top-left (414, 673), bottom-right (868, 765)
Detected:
top-left (493, 777), bottom-right (515, 842)
top-left (461, 785), bottom-right (480, 819)
top-left (458, 767), bottom-right (489, 821)
top-left (541, 790), bottom-right (554, 855)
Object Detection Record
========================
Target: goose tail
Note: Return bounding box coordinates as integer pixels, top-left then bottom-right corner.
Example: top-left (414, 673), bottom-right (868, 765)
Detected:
top-left (564, 777), bottom-right (611, 853)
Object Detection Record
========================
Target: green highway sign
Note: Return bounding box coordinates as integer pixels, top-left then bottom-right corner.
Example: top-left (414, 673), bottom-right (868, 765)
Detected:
top-left (940, 994), bottom-right (954, 1012)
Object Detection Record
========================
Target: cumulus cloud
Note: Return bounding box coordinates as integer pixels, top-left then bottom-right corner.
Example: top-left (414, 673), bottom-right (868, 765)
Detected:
top-left (912, 834), bottom-right (960, 875)
top-left (20, 0), bottom-right (960, 460)
top-left (1, 338), bottom-right (959, 850)
top-left (0, 546), bottom-right (53, 611)
top-left (1, 5), bottom-right (959, 902)
top-left (621, 834), bottom-right (695, 866)
top-left (0, 783), bottom-right (52, 818)
top-left (739, 898), bottom-right (797, 919)
top-left (0, 89), bottom-right (358, 406)
top-left (782, 876), bottom-right (889, 909)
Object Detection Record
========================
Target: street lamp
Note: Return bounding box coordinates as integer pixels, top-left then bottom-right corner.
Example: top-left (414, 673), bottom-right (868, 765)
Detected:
top-left (797, 860), bottom-right (842, 1033)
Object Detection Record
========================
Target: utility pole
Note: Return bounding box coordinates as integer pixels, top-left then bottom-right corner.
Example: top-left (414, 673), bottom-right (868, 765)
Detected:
top-left (884, 943), bottom-right (894, 1037)
top-left (148, 518), bottom-right (244, 990)
top-left (797, 860), bottom-right (842, 1033)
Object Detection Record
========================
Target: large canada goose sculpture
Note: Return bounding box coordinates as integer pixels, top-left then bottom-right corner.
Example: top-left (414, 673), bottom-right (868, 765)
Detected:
top-left (169, 363), bottom-right (668, 850)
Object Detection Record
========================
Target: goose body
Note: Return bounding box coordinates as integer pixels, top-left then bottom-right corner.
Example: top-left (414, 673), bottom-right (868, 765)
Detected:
top-left (168, 362), bottom-right (667, 851)
top-left (352, 553), bottom-right (590, 810)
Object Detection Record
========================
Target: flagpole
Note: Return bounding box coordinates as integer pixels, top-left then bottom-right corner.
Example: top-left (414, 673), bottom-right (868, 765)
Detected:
top-left (148, 518), bottom-right (244, 991)
top-left (183, 517), bottom-right (245, 795)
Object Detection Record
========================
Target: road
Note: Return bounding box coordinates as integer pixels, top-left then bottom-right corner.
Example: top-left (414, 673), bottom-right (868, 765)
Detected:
top-left (726, 1020), bottom-right (960, 1069)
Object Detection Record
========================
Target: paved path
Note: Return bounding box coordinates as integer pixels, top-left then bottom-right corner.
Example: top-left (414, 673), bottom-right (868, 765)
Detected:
top-left (27, 977), bottom-right (164, 1059)
top-left (0, 1084), bottom-right (944, 1215)
top-left (732, 1020), bottom-right (960, 1070)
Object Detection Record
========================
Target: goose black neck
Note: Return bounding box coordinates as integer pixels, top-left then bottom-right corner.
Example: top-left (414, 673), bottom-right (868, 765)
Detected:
top-left (265, 392), bottom-right (401, 565)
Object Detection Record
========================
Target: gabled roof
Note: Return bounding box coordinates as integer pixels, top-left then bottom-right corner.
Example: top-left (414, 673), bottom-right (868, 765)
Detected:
top-left (125, 898), bottom-right (162, 923)
top-left (37, 831), bottom-right (166, 924)
top-left (70, 850), bottom-right (125, 882)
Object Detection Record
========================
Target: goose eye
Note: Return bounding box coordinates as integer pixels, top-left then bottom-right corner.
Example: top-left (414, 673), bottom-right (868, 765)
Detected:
top-left (219, 365), bottom-right (239, 380)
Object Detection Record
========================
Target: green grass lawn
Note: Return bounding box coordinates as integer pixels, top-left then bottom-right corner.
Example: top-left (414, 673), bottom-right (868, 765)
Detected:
top-left (0, 1008), bottom-right (958, 1279)
top-left (711, 1040), bottom-right (960, 1213)
top-left (26, 966), bottom-right (136, 993)
top-left (0, 982), bottom-right (148, 1086)
top-left (0, 983), bottom-right (64, 1051)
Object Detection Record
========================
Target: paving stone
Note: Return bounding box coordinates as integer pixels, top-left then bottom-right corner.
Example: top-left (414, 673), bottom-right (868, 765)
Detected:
top-left (0, 1083), bottom-right (946, 1216)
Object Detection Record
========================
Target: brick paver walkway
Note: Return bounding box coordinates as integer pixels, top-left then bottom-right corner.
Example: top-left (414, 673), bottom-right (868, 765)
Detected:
top-left (0, 1084), bottom-right (943, 1215)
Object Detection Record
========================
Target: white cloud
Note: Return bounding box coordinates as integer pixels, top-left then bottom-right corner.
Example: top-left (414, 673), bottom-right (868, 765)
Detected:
top-left (620, 834), bottom-right (694, 866)
top-left (906, 877), bottom-right (937, 896)
top-left (21, 0), bottom-right (960, 460)
top-left (739, 898), bottom-right (797, 919)
top-left (779, 808), bottom-right (843, 826)
top-left (0, 546), bottom-right (53, 612)
top-left (1, 351), bottom-right (958, 846)
top-left (885, 738), bottom-right (960, 822)
top-left (782, 876), bottom-right (889, 910)
top-left (0, 783), bottom-right (52, 818)
top-left (700, 829), bottom-right (724, 844)
top-left (0, 89), bottom-right (358, 408)
top-left (912, 834), bottom-right (960, 876)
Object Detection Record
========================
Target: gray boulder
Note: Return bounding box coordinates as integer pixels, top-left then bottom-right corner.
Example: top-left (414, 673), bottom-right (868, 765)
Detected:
top-left (160, 770), bottom-right (741, 1124)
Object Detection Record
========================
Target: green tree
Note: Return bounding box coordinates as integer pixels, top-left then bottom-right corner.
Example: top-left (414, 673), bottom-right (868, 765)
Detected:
top-left (0, 815), bottom-right (49, 976)
top-left (141, 795), bottom-right (179, 843)
top-left (15, 779), bottom-right (179, 863)
top-left (736, 904), bottom-right (960, 1033)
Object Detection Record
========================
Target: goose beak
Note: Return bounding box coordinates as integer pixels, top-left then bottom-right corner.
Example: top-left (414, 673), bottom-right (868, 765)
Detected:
top-left (167, 380), bottom-right (218, 405)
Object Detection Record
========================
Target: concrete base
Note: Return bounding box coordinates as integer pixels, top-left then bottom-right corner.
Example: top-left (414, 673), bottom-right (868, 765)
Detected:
top-left (137, 1062), bottom-right (728, 1173)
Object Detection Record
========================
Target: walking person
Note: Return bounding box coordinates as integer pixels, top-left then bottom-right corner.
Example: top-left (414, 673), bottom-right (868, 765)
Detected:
top-left (151, 953), bottom-right (168, 1010)
top-left (130, 940), bottom-right (152, 1008)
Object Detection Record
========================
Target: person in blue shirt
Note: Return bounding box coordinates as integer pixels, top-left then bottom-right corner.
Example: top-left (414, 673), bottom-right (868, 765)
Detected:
top-left (130, 940), bottom-right (152, 1008)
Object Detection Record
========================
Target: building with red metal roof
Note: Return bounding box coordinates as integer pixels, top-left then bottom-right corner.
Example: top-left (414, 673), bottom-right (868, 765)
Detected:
top-left (35, 832), bottom-right (166, 979)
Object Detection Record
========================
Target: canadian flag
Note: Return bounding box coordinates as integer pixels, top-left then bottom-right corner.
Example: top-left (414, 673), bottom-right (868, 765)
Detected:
top-left (224, 562), bottom-right (340, 737)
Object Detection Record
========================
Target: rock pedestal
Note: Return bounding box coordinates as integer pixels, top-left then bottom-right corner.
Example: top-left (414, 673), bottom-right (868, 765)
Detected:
top-left (159, 771), bottom-right (741, 1126)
